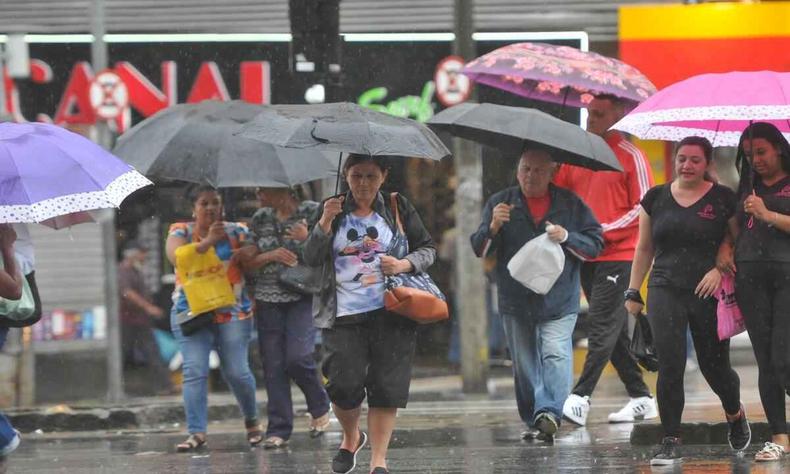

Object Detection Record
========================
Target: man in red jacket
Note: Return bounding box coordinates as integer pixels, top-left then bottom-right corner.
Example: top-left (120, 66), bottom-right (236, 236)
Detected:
top-left (554, 95), bottom-right (658, 426)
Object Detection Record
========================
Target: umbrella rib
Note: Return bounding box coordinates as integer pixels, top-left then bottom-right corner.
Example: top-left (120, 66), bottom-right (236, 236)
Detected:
top-left (38, 132), bottom-right (119, 204)
top-left (0, 143), bottom-right (35, 221)
top-left (772, 73), bottom-right (790, 134)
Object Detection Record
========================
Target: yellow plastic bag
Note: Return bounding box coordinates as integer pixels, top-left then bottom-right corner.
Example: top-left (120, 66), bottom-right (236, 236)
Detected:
top-left (175, 243), bottom-right (236, 314)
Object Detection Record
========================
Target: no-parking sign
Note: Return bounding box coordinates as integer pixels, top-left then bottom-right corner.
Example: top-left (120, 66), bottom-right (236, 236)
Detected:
top-left (89, 70), bottom-right (129, 119)
top-left (434, 56), bottom-right (472, 107)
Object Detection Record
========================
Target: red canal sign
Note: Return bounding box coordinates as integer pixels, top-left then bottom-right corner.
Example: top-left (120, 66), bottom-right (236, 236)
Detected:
top-left (3, 59), bottom-right (271, 132)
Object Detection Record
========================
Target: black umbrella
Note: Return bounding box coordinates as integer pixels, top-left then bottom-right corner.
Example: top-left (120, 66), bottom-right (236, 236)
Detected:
top-left (235, 102), bottom-right (451, 161)
top-left (427, 102), bottom-right (622, 172)
top-left (113, 101), bottom-right (338, 187)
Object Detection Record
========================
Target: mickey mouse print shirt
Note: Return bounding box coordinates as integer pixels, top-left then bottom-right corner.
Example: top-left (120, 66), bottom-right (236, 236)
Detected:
top-left (333, 211), bottom-right (394, 317)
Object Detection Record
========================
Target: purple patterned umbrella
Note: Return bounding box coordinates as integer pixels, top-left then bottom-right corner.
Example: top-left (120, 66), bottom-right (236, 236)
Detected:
top-left (462, 42), bottom-right (657, 107)
top-left (0, 122), bottom-right (152, 224)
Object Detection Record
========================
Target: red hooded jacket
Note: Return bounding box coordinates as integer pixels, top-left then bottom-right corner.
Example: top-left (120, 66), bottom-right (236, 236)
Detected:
top-left (553, 132), bottom-right (654, 262)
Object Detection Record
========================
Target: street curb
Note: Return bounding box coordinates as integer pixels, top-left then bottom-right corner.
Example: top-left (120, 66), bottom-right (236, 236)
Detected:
top-left (630, 422), bottom-right (785, 445)
top-left (7, 402), bottom-right (269, 434)
top-left (6, 392), bottom-right (486, 433)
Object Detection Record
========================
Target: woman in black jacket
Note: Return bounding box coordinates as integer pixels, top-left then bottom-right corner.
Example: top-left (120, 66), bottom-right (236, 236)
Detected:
top-left (303, 154), bottom-right (436, 474)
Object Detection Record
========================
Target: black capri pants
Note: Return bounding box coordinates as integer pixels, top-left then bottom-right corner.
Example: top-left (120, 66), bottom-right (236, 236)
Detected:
top-left (736, 261), bottom-right (790, 435)
top-left (322, 308), bottom-right (417, 409)
top-left (647, 285), bottom-right (741, 438)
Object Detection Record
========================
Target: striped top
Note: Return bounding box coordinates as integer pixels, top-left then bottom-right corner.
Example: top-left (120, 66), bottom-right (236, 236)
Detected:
top-left (553, 132), bottom-right (654, 261)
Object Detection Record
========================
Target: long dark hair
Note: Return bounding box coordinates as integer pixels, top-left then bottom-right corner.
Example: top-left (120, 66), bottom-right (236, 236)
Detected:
top-left (735, 122), bottom-right (790, 197)
top-left (674, 136), bottom-right (715, 183)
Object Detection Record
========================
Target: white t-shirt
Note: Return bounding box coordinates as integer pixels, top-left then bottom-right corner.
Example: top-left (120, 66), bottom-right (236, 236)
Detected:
top-left (12, 224), bottom-right (34, 275)
top-left (333, 212), bottom-right (394, 317)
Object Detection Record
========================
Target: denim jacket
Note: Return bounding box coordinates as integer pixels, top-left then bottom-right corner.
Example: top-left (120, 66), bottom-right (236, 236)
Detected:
top-left (470, 185), bottom-right (603, 320)
top-left (303, 191), bottom-right (436, 328)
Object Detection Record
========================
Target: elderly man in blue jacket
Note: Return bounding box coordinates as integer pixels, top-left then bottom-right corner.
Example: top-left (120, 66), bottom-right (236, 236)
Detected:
top-left (471, 148), bottom-right (603, 441)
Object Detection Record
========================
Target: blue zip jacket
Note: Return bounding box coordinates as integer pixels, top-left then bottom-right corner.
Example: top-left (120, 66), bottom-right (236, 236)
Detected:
top-left (470, 184), bottom-right (603, 320)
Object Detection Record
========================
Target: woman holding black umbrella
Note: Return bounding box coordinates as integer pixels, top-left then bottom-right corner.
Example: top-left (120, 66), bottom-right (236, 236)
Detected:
top-left (720, 122), bottom-right (790, 462)
top-left (304, 154), bottom-right (437, 474)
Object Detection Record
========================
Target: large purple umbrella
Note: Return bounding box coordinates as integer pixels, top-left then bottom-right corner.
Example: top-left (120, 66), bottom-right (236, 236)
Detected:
top-left (0, 122), bottom-right (152, 224)
top-left (462, 42), bottom-right (656, 107)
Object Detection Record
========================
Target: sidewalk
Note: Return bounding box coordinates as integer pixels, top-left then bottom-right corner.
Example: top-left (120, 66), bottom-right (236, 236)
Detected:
top-left (7, 349), bottom-right (781, 446)
top-left (4, 371), bottom-right (517, 434)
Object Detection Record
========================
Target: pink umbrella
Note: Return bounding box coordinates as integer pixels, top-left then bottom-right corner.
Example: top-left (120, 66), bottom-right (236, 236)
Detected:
top-left (613, 71), bottom-right (790, 147)
top-left (462, 42), bottom-right (656, 107)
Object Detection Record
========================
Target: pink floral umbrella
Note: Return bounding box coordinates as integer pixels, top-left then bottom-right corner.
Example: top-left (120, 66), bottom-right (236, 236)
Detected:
top-left (462, 42), bottom-right (656, 107)
top-left (612, 71), bottom-right (790, 147)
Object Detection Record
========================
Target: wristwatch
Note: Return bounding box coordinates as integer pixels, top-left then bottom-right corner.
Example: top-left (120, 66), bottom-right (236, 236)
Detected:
top-left (623, 288), bottom-right (643, 304)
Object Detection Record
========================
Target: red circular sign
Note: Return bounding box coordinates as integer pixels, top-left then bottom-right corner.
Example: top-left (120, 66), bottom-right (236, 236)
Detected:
top-left (89, 70), bottom-right (129, 119)
top-left (435, 56), bottom-right (472, 107)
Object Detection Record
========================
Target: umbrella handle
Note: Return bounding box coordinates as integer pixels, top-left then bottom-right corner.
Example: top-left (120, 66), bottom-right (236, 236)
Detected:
top-left (310, 120), bottom-right (329, 144)
top-left (334, 152), bottom-right (343, 195)
top-left (560, 87), bottom-right (571, 121)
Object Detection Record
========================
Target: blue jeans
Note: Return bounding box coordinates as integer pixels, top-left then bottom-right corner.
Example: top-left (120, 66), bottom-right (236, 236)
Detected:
top-left (171, 315), bottom-right (258, 434)
top-left (501, 313), bottom-right (577, 426)
top-left (0, 327), bottom-right (19, 455)
top-left (256, 299), bottom-right (329, 439)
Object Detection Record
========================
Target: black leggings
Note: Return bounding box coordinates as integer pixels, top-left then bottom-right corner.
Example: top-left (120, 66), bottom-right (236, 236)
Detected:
top-left (647, 286), bottom-right (741, 437)
top-left (736, 262), bottom-right (790, 435)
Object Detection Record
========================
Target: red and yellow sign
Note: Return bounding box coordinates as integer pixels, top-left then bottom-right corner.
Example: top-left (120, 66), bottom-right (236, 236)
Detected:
top-left (620, 2), bottom-right (790, 90)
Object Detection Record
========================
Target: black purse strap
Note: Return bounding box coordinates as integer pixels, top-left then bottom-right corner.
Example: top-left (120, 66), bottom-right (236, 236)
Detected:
top-left (389, 192), bottom-right (405, 235)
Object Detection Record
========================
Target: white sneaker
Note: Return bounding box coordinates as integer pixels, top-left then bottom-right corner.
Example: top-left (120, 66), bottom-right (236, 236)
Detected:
top-left (562, 394), bottom-right (590, 426)
top-left (608, 396), bottom-right (658, 423)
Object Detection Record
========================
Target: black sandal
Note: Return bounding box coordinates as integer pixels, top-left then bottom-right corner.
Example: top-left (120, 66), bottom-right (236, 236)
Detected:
top-left (176, 434), bottom-right (206, 452)
top-left (245, 419), bottom-right (264, 447)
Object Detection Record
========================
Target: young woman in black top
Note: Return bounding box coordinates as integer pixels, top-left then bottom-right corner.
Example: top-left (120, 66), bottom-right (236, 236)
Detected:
top-left (625, 136), bottom-right (749, 466)
top-left (719, 122), bottom-right (790, 462)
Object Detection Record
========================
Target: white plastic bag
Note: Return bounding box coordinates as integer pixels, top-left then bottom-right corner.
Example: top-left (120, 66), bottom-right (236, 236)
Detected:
top-left (507, 232), bottom-right (565, 295)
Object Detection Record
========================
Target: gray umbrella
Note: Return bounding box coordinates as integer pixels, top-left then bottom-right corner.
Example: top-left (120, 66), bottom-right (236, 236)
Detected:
top-left (113, 101), bottom-right (338, 187)
top-left (235, 102), bottom-right (451, 161)
top-left (427, 102), bottom-right (622, 172)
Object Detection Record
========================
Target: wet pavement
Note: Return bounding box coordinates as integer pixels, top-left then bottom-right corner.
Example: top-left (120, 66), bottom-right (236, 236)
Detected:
top-left (5, 364), bottom-right (790, 473)
top-left (6, 397), bottom-right (790, 473)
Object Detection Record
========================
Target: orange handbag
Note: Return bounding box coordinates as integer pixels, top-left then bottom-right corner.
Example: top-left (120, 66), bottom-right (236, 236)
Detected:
top-left (384, 194), bottom-right (449, 324)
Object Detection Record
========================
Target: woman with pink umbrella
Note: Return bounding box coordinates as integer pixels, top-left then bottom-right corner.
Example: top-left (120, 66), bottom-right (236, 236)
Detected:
top-left (613, 72), bottom-right (790, 462)
top-left (721, 122), bottom-right (790, 462)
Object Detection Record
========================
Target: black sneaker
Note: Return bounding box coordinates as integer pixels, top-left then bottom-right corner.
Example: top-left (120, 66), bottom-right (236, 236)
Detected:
top-left (651, 437), bottom-right (683, 466)
top-left (331, 430), bottom-right (368, 474)
top-left (370, 468), bottom-right (389, 474)
top-left (535, 412), bottom-right (559, 441)
top-left (727, 406), bottom-right (751, 452)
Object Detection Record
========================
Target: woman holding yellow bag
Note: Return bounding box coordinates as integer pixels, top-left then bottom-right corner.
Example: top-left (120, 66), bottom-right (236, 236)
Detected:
top-left (166, 185), bottom-right (262, 452)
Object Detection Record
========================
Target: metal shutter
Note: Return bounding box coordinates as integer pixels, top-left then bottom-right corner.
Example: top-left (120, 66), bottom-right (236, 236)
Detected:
top-left (28, 224), bottom-right (105, 312)
top-left (0, 1), bottom-right (676, 42)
